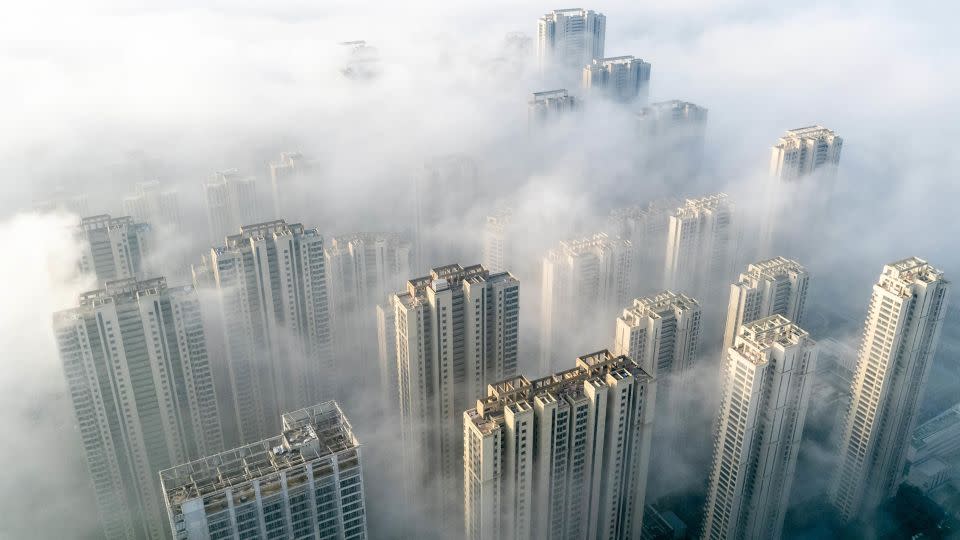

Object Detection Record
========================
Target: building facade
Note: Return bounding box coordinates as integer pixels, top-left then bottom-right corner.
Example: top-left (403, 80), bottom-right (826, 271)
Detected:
top-left (583, 56), bottom-right (651, 102)
top-left (528, 89), bottom-right (579, 125)
top-left (829, 257), bottom-right (950, 521)
top-left (663, 194), bottom-right (735, 302)
top-left (204, 169), bottom-right (259, 244)
top-left (541, 233), bottom-right (632, 374)
top-left (123, 180), bottom-right (183, 234)
top-left (205, 220), bottom-right (333, 444)
top-left (54, 277), bottom-right (223, 540)
top-left (537, 8), bottom-right (606, 75)
top-left (769, 126), bottom-right (843, 183)
top-left (607, 199), bottom-right (680, 296)
top-left (482, 208), bottom-right (513, 274)
top-left (160, 401), bottom-right (367, 540)
top-left (637, 101), bottom-right (708, 183)
top-left (77, 214), bottom-right (151, 284)
top-left (701, 315), bottom-right (818, 540)
top-left (464, 350), bottom-right (655, 540)
top-left (393, 264), bottom-right (520, 532)
top-left (722, 257), bottom-right (809, 353)
top-left (269, 151), bottom-right (307, 220)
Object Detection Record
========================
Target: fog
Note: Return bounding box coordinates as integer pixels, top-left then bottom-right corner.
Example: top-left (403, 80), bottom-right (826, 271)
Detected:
top-left (1, 0), bottom-right (959, 538)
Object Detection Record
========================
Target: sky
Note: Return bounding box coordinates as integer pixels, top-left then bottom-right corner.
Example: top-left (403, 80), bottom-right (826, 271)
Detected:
top-left (0, 0), bottom-right (958, 537)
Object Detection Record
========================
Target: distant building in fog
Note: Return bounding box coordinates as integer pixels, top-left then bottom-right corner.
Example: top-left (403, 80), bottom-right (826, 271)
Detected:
top-left (637, 100), bottom-right (708, 182)
top-left (203, 169), bottom-right (258, 244)
top-left (541, 233), bottom-right (632, 374)
top-left (77, 214), bottom-right (150, 284)
top-left (55, 277), bottom-right (223, 540)
top-left (464, 350), bottom-right (654, 540)
top-left (607, 199), bottom-right (679, 292)
top-left (769, 125), bottom-right (842, 183)
top-left (829, 257), bottom-right (950, 522)
top-left (376, 296), bottom-right (399, 416)
top-left (393, 263), bottom-right (519, 533)
top-left (701, 315), bottom-right (818, 540)
top-left (269, 151), bottom-right (307, 221)
top-left (722, 257), bottom-right (809, 353)
top-left (482, 208), bottom-right (513, 273)
top-left (537, 8), bottom-right (606, 75)
top-left (340, 40), bottom-right (380, 80)
top-left (160, 401), bottom-right (367, 540)
top-left (663, 194), bottom-right (735, 302)
top-left (204, 220), bottom-right (332, 444)
top-left (34, 189), bottom-right (91, 216)
top-left (529, 89), bottom-right (579, 125)
top-left (907, 402), bottom-right (960, 494)
top-left (415, 154), bottom-right (479, 272)
top-left (123, 180), bottom-right (183, 233)
top-left (583, 56), bottom-right (651, 102)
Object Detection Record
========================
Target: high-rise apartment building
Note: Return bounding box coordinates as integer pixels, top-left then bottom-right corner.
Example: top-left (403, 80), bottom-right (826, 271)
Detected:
top-left (722, 257), bottom-right (809, 352)
top-left (376, 296), bottom-right (399, 415)
top-left (203, 169), bottom-right (259, 244)
top-left (269, 151), bottom-right (307, 220)
top-left (204, 220), bottom-right (332, 444)
top-left (414, 155), bottom-right (479, 272)
top-left (541, 233), bottom-right (632, 374)
top-left (583, 56), bottom-right (651, 102)
top-left (77, 214), bottom-right (151, 284)
top-left (160, 401), bottom-right (367, 540)
top-left (528, 89), bottom-right (579, 125)
top-left (637, 101), bottom-right (709, 182)
top-left (701, 315), bottom-right (818, 540)
top-left (123, 180), bottom-right (183, 233)
top-left (663, 194), bottom-right (735, 302)
top-left (393, 263), bottom-right (520, 532)
top-left (769, 126), bottom-right (842, 183)
top-left (829, 257), bottom-right (950, 522)
top-left (464, 350), bottom-right (655, 540)
top-left (482, 208), bottom-right (513, 274)
top-left (54, 277), bottom-right (223, 540)
top-left (607, 199), bottom-right (680, 293)
top-left (537, 9), bottom-right (606, 75)
top-left (326, 233), bottom-right (411, 392)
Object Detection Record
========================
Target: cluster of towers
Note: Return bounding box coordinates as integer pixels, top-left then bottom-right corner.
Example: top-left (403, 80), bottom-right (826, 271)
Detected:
top-left (47, 8), bottom-right (950, 540)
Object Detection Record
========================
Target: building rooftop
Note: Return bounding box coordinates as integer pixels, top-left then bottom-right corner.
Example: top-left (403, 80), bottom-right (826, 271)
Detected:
top-left (739, 257), bottom-right (807, 284)
top-left (879, 257), bottom-right (946, 295)
top-left (673, 193), bottom-right (731, 219)
top-left (913, 403), bottom-right (960, 453)
top-left (467, 350), bottom-right (652, 435)
top-left (213, 220), bottom-right (318, 253)
top-left (620, 291), bottom-right (700, 326)
top-left (78, 214), bottom-right (143, 231)
top-left (160, 401), bottom-right (358, 510)
top-left (550, 232), bottom-right (630, 259)
top-left (542, 8), bottom-right (599, 17)
top-left (397, 263), bottom-right (517, 306)
top-left (734, 314), bottom-right (811, 364)
top-left (55, 277), bottom-right (195, 322)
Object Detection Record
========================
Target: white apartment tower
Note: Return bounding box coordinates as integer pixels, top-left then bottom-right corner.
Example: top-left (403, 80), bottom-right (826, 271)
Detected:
top-left (206, 220), bottom-right (333, 444)
top-left (769, 126), bottom-right (843, 183)
top-left (637, 101), bottom-right (709, 182)
top-left (464, 350), bottom-right (655, 540)
top-left (663, 194), bottom-right (735, 301)
top-left (701, 315), bottom-right (818, 540)
top-left (123, 180), bottom-right (183, 233)
top-left (325, 233), bottom-right (411, 389)
top-left (529, 89), bottom-right (579, 126)
top-left (160, 401), bottom-right (367, 540)
top-left (722, 257), bottom-right (810, 352)
top-left (54, 277), bottom-right (223, 540)
top-left (607, 199), bottom-right (680, 292)
top-left (393, 264), bottom-right (520, 532)
top-left (541, 233), bottom-right (632, 374)
top-left (482, 208), bottom-right (513, 274)
top-left (77, 214), bottom-right (151, 284)
top-left (537, 9), bottom-right (606, 75)
top-left (829, 257), bottom-right (950, 522)
top-left (269, 151), bottom-right (307, 220)
top-left (415, 155), bottom-right (480, 273)
top-left (583, 56), bottom-right (651, 103)
top-left (376, 296), bottom-right (399, 416)
top-left (204, 169), bottom-right (259, 244)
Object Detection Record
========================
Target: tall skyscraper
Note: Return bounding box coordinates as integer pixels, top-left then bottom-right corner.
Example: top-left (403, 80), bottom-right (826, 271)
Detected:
top-left (582, 56), bottom-right (651, 102)
top-left (607, 198), bottom-right (680, 292)
top-left (376, 296), bottom-right (399, 416)
top-left (414, 155), bottom-right (479, 272)
top-left (325, 233), bottom-right (411, 391)
top-left (528, 89), bottom-right (579, 126)
top-left (393, 263), bottom-right (520, 532)
top-left (204, 220), bottom-right (333, 444)
top-left (701, 315), bottom-right (818, 540)
top-left (203, 169), bottom-right (259, 244)
top-left (829, 257), bottom-right (950, 522)
top-left (663, 194), bottom-right (735, 302)
top-left (541, 233), bottom-right (632, 374)
top-left (464, 350), bottom-right (655, 540)
top-left (537, 8), bottom-right (606, 75)
top-left (160, 401), bottom-right (367, 540)
top-left (637, 100), bottom-right (709, 182)
top-left (123, 180), bottom-right (183, 233)
top-left (77, 214), bottom-right (151, 284)
top-left (269, 151), bottom-right (307, 220)
top-left (482, 208), bottom-right (513, 274)
top-left (769, 126), bottom-right (843, 183)
top-left (34, 189), bottom-right (90, 216)
top-left (722, 257), bottom-right (809, 353)
top-left (54, 277), bottom-right (223, 540)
